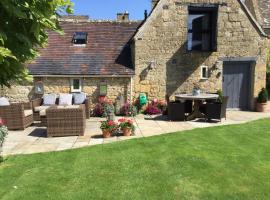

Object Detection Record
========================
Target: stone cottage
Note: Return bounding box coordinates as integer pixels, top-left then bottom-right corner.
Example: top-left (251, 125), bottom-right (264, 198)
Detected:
top-left (2, 0), bottom-right (270, 110)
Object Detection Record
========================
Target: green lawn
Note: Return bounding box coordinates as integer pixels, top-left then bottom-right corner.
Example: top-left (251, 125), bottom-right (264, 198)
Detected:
top-left (1, 119), bottom-right (270, 200)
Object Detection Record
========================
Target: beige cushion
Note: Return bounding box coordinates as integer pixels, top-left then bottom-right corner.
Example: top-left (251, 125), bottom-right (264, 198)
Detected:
top-left (39, 109), bottom-right (47, 117)
top-left (34, 106), bottom-right (50, 112)
top-left (57, 105), bottom-right (80, 109)
top-left (24, 110), bottom-right (33, 117)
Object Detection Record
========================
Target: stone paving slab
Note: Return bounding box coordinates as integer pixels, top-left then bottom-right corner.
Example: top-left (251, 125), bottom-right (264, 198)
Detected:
top-left (2, 111), bottom-right (270, 156)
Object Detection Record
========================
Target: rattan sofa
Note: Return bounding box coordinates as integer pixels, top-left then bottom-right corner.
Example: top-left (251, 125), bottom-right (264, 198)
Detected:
top-left (46, 105), bottom-right (86, 137)
top-left (32, 96), bottom-right (91, 121)
top-left (0, 102), bottom-right (33, 130)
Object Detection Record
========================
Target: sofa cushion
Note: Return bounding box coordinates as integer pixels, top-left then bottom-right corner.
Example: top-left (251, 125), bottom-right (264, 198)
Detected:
top-left (0, 97), bottom-right (10, 106)
top-left (73, 93), bottom-right (86, 104)
top-left (39, 109), bottom-right (47, 117)
top-left (59, 94), bottom-right (73, 106)
top-left (34, 106), bottom-right (50, 112)
top-left (57, 105), bottom-right (80, 109)
top-left (24, 109), bottom-right (33, 117)
top-left (43, 94), bottom-right (57, 105)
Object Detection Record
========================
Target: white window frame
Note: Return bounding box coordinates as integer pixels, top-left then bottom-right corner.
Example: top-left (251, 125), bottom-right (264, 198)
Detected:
top-left (70, 78), bottom-right (82, 92)
top-left (200, 65), bottom-right (209, 79)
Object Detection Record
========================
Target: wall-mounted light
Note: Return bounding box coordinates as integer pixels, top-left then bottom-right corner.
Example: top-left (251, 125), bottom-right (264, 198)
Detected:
top-left (34, 81), bottom-right (44, 95)
top-left (148, 60), bottom-right (156, 70)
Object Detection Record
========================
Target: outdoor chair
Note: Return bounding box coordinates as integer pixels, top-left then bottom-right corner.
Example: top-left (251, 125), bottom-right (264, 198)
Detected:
top-left (203, 96), bottom-right (229, 122)
top-left (184, 100), bottom-right (193, 114)
top-left (0, 102), bottom-right (34, 130)
top-left (168, 101), bottom-right (185, 121)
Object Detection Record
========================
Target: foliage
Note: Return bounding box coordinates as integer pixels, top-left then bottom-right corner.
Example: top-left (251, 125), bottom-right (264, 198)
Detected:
top-left (0, 0), bottom-right (73, 86)
top-left (257, 88), bottom-right (268, 103)
top-left (217, 89), bottom-right (223, 103)
top-left (94, 96), bottom-right (115, 117)
top-left (0, 119), bottom-right (8, 148)
top-left (118, 118), bottom-right (135, 133)
top-left (0, 119), bottom-right (8, 162)
top-left (144, 104), bottom-right (162, 115)
top-left (100, 120), bottom-right (118, 132)
top-left (122, 102), bottom-right (138, 117)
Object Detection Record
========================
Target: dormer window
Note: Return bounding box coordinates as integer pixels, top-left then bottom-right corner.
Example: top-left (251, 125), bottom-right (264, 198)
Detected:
top-left (187, 6), bottom-right (218, 51)
top-left (72, 32), bottom-right (88, 45)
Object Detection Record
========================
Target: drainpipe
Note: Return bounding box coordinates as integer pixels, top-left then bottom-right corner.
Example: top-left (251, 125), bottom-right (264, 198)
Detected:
top-left (130, 76), bottom-right (133, 102)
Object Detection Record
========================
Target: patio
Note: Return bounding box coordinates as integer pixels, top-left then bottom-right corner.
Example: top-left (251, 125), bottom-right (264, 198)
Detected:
top-left (2, 110), bottom-right (270, 156)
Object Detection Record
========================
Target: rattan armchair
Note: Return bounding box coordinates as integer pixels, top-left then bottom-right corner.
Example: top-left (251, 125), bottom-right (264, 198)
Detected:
top-left (168, 101), bottom-right (186, 121)
top-left (46, 105), bottom-right (86, 137)
top-left (0, 102), bottom-right (33, 130)
top-left (204, 96), bottom-right (229, 122)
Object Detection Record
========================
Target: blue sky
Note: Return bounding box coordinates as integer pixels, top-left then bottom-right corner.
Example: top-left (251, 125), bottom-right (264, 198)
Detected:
top-left (71, 0), bottom-right (151, 20)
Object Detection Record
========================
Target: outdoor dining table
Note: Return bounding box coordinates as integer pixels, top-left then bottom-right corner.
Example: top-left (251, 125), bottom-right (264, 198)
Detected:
top-left (175, 93), bottom-right (219, 120)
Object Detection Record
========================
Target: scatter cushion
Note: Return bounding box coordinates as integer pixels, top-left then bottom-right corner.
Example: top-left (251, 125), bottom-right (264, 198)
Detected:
top-left (39, 109), bottom-right (47, 117)
top-left (59, 94), bottom-right (73, 106)
top-left (24, 110), bottom-right (33, 117)
top-left (43, 94), bottom-right (57, 105)
top-left (0, 97), bottom-right (10, 106)
top-left (73, 93), bottom-right (86, 104)
top-left (34, 106), bottom-right (50, 112)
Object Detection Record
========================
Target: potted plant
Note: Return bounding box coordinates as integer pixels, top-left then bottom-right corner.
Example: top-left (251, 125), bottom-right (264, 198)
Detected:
top-left (256, 88), bottom-right (268, 112)
top-left (100, 120), bottom-right (118, 138)
top-left (118, 118), bottom-right (135, 136)
top-left (0, 118), bottom-right (8, 162)
top-left (192, 83), bottom-right (201, 96)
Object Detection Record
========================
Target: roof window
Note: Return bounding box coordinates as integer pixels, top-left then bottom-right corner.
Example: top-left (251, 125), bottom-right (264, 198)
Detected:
top-left (72, 32), bottom-right (88, 45)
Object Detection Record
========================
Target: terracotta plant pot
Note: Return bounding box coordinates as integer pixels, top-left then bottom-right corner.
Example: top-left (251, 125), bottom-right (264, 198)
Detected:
top-left (122, 127), bottom-right (132, 136)
top-left (256, 102), bottom-right (268, 112)
top-left (102, 129), bottom-right (112, 138)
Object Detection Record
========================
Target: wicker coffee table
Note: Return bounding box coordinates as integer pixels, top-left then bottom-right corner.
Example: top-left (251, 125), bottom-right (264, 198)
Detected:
top-left (46, 105), bottom-right (86, 137)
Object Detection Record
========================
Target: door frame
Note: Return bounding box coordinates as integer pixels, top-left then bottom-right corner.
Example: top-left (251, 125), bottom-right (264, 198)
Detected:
top-left (222, 59), bottom-right (255, 110)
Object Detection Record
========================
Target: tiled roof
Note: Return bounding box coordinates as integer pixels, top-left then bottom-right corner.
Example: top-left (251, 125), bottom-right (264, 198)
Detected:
top-left (28, 19), bottom-right (141, 76)
top-left (257, 0), bottom-right (270, 27)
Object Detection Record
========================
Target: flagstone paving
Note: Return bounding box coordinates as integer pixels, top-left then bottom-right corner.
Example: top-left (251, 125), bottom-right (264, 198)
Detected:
top-left (2, 111), bottom-right (270, 156)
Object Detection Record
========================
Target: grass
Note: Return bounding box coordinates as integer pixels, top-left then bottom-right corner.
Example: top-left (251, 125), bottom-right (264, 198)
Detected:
top-left (1, 119), bottom-right (270, 200)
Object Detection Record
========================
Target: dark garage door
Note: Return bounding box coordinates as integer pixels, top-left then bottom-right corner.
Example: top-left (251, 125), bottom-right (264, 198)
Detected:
top-left (222, 62), bottom-right (252, 110)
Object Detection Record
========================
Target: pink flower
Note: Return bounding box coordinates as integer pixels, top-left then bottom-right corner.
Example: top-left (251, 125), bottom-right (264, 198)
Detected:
top-left (0, 118), bottom-right (4, 126)
top-left (128, 119), bottom-right (133, 124)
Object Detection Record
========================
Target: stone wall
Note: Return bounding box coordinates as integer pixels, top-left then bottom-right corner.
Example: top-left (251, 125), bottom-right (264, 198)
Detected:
top-left (2, 77), bottom-right (131, 106)
top-left (133, 0), bottom-right (269, 108)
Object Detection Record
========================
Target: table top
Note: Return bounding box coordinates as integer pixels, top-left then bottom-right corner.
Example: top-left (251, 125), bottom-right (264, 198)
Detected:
top-left (175, 93), bottom-right (219, 100)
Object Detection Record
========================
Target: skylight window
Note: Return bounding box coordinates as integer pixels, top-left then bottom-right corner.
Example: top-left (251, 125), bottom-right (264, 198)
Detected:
top-left (72, 32), bottom-right (88, 45)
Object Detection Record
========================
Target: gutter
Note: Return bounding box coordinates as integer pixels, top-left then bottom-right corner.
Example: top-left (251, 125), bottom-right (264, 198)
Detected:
top-left (31, 74), bottom-right (134, 78)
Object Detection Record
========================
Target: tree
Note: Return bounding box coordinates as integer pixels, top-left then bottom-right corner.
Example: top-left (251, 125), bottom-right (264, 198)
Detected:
top-left (0, 0), bottom-right (73, 87)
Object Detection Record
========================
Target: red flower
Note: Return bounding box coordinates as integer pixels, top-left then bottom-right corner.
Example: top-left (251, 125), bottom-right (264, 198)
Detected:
top-left (108, 120), bottom-right (115, 126)
top-left (118, 118), bottom-right (126, 123)
top-left (127, 119), bottom-right (133, 124)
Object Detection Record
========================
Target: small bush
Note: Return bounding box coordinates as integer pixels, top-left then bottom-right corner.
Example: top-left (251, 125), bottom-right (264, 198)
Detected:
top-left (93, 96), bottom-right (115, 117)
top-left (0, 119), bottom-right (8, 162)
top-left (122, 102), bottom-right (138, 117)
top-left (217, 89), bottom-right (223, 103)
top-left (257, 88), bottom-right (268, 103)
top-left (144, 104), bottom-right (162, 115)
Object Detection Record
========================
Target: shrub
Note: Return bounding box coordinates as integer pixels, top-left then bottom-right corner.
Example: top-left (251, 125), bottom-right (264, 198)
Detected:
top-left (122, 102), bottom-right (138, 117)
top-left (0, 119), bottom-right (8, 162)
top-left (144, 104), bottom-right (162, 115)
top-left (257, 88), bottom-right (268, 103)
top-left (217, 89), bottom-right (223, 103)
top-left (94, 96), bottom-right (115, 117)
